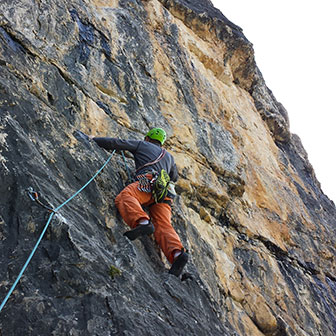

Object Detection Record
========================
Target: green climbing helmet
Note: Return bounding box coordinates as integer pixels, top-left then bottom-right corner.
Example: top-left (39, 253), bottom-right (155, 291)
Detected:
top-left (146, 127), bottom-right (166, 145)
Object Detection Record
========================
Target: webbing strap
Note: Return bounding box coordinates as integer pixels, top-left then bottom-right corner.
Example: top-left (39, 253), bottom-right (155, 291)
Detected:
top-left (0, 150), bottom-right (115, 312)
top-left (135, 148), bottom-right (166, 173)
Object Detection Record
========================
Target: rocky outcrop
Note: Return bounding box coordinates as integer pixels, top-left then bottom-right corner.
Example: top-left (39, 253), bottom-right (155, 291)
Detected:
top-left (0, 0), bottom-right (335, 335)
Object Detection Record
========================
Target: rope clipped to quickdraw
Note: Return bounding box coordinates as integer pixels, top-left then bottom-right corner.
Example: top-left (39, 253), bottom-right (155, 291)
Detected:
top-left (0, 150), bottom-right (116, 313)
top-left (26, 187), bottom-right (55, 212)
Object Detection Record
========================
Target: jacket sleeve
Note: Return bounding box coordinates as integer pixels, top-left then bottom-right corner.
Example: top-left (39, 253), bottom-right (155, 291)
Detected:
top-left (93, 137), bottom-right (140, 153)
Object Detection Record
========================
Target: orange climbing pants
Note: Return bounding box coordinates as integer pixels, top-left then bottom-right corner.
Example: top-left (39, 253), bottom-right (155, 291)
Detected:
top-left (115, 180), bottom-right (183, 264)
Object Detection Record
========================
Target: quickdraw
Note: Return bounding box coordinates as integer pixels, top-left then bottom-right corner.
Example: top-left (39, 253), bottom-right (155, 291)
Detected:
top-left (0, 150), bottom-right (116, 313)
top-left (136, 173), bottom-right (156, 193)
top-left (136, 169), bottom-right (171, 203)
top-left (26, 187), bottom-right (55, 212)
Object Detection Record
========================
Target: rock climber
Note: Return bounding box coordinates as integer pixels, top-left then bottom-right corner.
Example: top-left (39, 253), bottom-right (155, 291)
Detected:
top-left (89, 128), bottom-right (188, 277)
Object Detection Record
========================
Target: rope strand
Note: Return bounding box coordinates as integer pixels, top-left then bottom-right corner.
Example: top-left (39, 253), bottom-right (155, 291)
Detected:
top-left (0, 150), bottom-right (115, 312)
top-left (121, 150), bottom-right (132, 183)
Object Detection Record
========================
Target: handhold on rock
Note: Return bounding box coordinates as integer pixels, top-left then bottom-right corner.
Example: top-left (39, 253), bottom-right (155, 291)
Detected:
top-left (74, 130), bottom-right (91, 148)
top-left (181, 272), bottom-right (193, 282)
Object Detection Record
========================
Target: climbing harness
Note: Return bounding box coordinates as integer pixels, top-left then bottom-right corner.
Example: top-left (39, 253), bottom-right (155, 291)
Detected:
top-left (135, 169), bottom-right (171, 203)
top-left (133, 148), bottom-right (169, 197)
top-left (0, 150), bottom-right (116, 313)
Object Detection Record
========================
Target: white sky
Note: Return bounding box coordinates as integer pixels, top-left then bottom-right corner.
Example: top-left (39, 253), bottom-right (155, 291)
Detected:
top-left (211, 0), bottom-right (336, 203)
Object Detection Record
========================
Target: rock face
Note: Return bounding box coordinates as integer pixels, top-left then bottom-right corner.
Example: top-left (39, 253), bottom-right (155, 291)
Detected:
top-left (0, 0), bottom-right (335, 335)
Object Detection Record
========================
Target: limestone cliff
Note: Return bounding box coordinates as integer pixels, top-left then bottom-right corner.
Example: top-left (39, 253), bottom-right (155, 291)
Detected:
top-left (0, 0), bottom-right (335, 335)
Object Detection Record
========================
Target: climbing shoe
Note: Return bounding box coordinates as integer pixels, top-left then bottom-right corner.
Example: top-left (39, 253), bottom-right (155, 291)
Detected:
top-left (123, 222), bottom-right (155, 241)
top-left (169, 250), bottom-right (188, 277)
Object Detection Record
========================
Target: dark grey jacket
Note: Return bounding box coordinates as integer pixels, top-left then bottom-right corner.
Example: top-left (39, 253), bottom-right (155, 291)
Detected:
top-left (93, 137), bottom-right (178, 182)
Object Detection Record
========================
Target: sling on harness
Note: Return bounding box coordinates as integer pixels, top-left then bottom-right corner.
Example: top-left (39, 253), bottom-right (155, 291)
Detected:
top-left (134, 148), bottom-right (171, 203)
top-left (135, 148), bottom-right (166, 174)
top-left (136, 170), bottom-right (171, 203)
top-left (135, 148), bottom-right (166, 193)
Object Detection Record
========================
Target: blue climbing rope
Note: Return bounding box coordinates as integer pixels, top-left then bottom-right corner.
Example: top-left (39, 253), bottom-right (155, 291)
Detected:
top-left (121, 150), bottom-right (132, 182)
top-left (0, 150), bottom-right (115, 312)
